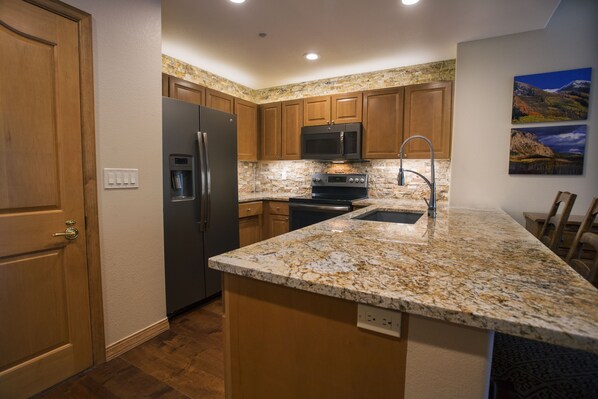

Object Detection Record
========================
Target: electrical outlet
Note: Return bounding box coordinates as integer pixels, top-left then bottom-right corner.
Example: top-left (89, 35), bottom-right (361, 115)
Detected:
top-left (357, 304), bottom-right (401, 337)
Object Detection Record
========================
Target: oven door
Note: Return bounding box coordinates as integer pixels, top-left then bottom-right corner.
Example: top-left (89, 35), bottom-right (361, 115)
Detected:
top-left (289, 202), bottom-right (352, 231)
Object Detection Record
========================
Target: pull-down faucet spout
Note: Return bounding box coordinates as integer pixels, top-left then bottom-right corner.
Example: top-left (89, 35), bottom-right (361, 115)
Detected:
top-left (397, 135), bottom-right (436, 218)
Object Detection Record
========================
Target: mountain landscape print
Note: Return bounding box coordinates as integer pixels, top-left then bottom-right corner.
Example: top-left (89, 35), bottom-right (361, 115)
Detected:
top-left (509, 125), bottom-right (586, 175)
top-left (512, 68), bottom-right (591, 123)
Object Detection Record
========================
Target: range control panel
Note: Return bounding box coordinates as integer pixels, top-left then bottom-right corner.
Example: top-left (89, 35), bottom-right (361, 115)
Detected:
top-left (311, 173), bottom-right (368, 188)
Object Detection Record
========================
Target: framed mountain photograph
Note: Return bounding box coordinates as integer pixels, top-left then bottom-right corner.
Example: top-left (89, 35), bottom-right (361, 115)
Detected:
top-left (512, 68), bottom-right (592, 123)
top-left (509, 125), bottom-right (586, 175)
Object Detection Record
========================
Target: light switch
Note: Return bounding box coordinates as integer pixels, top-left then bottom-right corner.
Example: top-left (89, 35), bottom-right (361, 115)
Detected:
top-left (104, 168), bottom-right (139, 189)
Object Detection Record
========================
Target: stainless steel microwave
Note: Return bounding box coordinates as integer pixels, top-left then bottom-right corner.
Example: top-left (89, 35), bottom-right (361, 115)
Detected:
top-left (300, 123), bottom-right (362, 161)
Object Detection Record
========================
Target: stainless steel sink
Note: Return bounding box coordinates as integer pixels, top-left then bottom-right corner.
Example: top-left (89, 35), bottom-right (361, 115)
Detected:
top-left (352, 210), bottom-right (424, 224)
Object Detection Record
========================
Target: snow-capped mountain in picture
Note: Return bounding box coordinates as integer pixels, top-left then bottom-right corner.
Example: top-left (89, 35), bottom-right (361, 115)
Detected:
top-left (512, 68), bottom-right (591, 124)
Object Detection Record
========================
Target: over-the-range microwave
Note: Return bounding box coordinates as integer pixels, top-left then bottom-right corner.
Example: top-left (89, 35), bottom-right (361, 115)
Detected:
top-left (300, 123), bottom-right (362, 161)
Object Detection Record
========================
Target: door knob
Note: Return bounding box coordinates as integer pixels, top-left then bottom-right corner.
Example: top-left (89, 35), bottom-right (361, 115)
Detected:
top-left (53, 220), bottom-right (79, 240)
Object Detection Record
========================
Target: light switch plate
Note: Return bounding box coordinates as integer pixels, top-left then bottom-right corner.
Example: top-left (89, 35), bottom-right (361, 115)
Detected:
top-left (357, 303), bottom-right (402, 337)
top-left (103, 168), bottom-right (139, 189)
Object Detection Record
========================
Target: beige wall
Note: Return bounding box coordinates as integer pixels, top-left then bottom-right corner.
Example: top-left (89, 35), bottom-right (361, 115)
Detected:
top-left (66, 0), bottom-right (166, 346)
top-left (450, 0), bottom-right (598, 224)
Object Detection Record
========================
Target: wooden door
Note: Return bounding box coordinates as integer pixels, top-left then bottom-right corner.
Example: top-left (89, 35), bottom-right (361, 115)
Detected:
top-left (206, 88), bottom-right (234, 113)
top-left (403, 82), bottom-right (453, 159)
top-left (362, 88), bottom-right (404, 159)
top-left (0, 1), bottom-right (93, 397)
top-left (281, 99), bottom-right (303, 160)
top-left (260, 102), bottom-right (282, 160)
top-left (235, 98), bottom-right (258, 161)
top-left (303, 95), bottom-right (331, 126)
top-left (169, 76), bottom-right (206, 106)
top-left (331, 92), bottom-right (362, 124)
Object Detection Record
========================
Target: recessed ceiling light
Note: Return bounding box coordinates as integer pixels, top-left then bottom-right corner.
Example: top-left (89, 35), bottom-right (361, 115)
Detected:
top-left (304, 53), bottom-right (319, 61)
top-left (401, 0), bottom-right (420, 5)
top-left (230, 0), bottom-right (246, 4)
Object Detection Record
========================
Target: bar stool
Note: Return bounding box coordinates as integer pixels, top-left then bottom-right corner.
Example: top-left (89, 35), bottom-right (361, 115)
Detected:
top-left (566, 197), bottom-right (598, 285)
top-left (538, 191), bottom-right (576, 253)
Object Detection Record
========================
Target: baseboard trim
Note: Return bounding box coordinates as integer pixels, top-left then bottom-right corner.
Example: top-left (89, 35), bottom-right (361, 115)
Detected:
top-left (105, 318), bottom-right (170, 361)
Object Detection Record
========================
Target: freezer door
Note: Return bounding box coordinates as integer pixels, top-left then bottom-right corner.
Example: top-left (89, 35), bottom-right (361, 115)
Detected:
top-left (162, 97), bottom-right (207, 315)
top-left (199, 106), bottom-right (240, 296)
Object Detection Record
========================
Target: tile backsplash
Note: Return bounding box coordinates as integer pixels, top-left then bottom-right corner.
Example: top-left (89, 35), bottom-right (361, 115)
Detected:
top-left (239, 160), bottom-right (450, 201)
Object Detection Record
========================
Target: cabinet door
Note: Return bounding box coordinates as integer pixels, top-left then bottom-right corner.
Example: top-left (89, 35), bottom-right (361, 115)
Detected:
top-left (268, 214), bottom-right (289, 239)
top-left (169, 76), bottom-right (206, 106)
top-left (162, 73), bottom-right (169, 96)
top-left (235, 98), bottom-right (258, 161)
top-left (362, 88), bottom-right (404, 159)
top-left (206, 88), bottom-right (234, 113)
top-left (303, 96), bottom-right (331, 126)
top-left (260, 102), bottom-right (282, 160)
top-left (403, 82), bottom-right (452, 159)
top-left (239, 216), bottom-right (261, 247)
top-left (281, 99), bottom-right (303, 160)
top-left (331, 92), bottom-right (362, 124)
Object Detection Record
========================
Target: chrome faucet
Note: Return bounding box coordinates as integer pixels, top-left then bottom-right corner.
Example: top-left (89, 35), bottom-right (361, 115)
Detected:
top-left (397, 135), bottom-right (436, 218)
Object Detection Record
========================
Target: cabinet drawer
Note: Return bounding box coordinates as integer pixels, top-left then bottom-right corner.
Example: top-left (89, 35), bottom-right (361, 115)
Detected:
top-left (267, 201), bottom-right (289, 216)
top-left (239, 201), bottom-right (263, 218)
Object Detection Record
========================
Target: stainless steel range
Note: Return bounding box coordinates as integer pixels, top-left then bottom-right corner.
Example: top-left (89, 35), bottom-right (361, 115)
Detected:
top-left (289, 173), bottom-right (368, 231)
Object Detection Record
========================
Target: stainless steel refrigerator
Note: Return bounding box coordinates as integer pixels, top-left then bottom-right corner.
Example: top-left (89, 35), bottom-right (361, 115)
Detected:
top-left (162, 97), bottom-right (239, 317)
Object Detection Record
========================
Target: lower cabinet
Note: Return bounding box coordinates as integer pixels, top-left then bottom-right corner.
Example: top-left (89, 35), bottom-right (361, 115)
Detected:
top-left (238, 201), bottom-right (289, 246)
top-left (264, 201), bottom-right (289, 239)
top-left (238, 202), bottom-right (262, 247)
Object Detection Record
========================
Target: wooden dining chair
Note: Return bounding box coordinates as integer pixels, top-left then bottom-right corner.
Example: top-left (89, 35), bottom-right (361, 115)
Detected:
top-left (538, 191), bottom-right (577, 252)
top-left (566, 197), bottom-right (598, 284)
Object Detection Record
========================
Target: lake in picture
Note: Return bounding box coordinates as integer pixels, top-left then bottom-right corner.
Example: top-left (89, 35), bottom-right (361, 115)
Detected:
top-left (512, 68), bottom-right (592, 123)
top-left (509, 125), bottom-right (586, 175)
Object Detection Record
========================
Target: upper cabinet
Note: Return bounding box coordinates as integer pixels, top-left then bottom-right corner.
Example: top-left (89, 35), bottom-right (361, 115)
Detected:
top-left (403, 82), bottom-right (453, 159)
top-left (206, 88), bottom-right (234, 113)
top-left (362, 88), bottom-right (404, 159)
top-left (259, 100), bottom-right (304, 161)
top-left (363, 82), bottom-right (453, 159)
top-left (235, 98), bottom-right (258, 161)
top-left (168, 76), bottom-right (206, 106)
top-left (260, 102), bottom-right (282, 160)
top-left (303, 92), bottom-right (362, 126)
top-left (281, 99), bottom-right (303, 160)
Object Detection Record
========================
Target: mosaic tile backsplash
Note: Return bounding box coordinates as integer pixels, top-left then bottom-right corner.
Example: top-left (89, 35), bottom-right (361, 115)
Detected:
top-left (239, 160), bottom-right (450, 201)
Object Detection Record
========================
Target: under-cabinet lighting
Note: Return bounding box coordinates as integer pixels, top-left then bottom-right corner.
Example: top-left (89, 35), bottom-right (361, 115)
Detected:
top-left (304, 53), bottom-right (319, 61)
top-left (402, 0), bottom-right (420, 5)
top-left (230, 0), bottom-right (246, 4)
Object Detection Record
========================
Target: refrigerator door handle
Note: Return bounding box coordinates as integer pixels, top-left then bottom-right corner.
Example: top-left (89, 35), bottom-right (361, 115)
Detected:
top-left (197, 131), bottom-right (207, 230)
top-left (202, 131), bottom-right (212, 229)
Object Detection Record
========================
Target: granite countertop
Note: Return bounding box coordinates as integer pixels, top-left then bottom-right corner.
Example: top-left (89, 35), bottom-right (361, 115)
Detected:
top-left (238, 192), bottom-right (298, 203)
top-left (210, 201), bottom-right (598, 353)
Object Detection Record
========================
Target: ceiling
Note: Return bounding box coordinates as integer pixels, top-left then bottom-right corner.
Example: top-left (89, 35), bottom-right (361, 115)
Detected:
top-left (162, 0), bottom-right (561, 89)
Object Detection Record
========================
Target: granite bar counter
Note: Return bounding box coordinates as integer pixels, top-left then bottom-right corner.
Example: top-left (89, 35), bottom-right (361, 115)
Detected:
top-left (210, 201), bottom-right (598, 398)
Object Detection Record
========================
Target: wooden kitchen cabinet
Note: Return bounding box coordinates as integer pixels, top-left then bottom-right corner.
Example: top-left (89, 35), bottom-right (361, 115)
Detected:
top-left (303, 92), bottom-right (362, 126)
top-left (162, 73), bottom-right (169, 96)
top-left (238, 202), bottom-right (263, 247)
top-left (168, 75), bottom-right (206, 106)
top-left (235, 98), bottom-right (258, 161)
top-left (206, 88), bottom-right (234, 113)
top-left (264, 201), bottom-right (289, 239)
top-left (281, 99), bottom-right (303, 159)
top-left (403, 81), bottom-right (453, 159)
top-left (260, 102), bottom-right (282, 160)
top-left (362, 87), bottom-right (404, 159)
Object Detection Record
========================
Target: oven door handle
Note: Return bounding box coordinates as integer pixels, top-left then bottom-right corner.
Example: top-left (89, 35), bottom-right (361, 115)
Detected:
top-left (289, 203), bottom-right (351, 213)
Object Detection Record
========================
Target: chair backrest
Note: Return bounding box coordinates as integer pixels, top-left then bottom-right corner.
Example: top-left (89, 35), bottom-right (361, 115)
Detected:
top-left (566, 197), bottom-right (598, 262)
top-left (567, 232), bottom-right (598, 286)
top-left (538, 191), bottom-right (577, 251)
